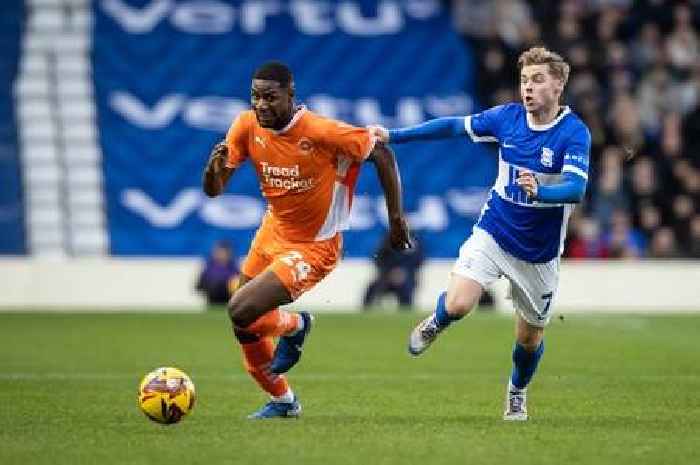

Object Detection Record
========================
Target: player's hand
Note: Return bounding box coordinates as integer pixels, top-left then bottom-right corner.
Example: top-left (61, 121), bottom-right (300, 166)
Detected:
top-left (206, 142), bottom-right (228, 174)
top-left (367, 125), bottom-right (390, 144)
top-left (389, 215), bottom-right (413, 251)
top-left (516, 171), bottom-right (538, 199)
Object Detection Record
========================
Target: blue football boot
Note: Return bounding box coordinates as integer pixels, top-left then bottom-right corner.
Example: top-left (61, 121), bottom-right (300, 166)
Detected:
top-left (247, 396), bottom-right (302, 419)
top-left (269, 312), bottom-right (313, 374)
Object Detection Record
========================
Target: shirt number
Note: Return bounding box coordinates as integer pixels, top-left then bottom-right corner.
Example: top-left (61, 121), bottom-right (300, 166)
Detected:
top-left (280, 251), bottom-right (311, 283)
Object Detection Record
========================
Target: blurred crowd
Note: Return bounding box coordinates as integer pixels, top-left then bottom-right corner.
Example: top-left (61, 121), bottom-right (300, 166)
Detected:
top-left (452, 0), bottom-right (700, 258)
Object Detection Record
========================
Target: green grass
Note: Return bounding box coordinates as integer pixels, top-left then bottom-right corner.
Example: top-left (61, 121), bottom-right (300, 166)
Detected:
top-left (1, 310), bottom-right (699, 465)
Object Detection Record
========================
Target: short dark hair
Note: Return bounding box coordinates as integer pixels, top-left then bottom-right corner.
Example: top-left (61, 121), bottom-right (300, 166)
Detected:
top-left (253, 61), bottom-right (293, 88)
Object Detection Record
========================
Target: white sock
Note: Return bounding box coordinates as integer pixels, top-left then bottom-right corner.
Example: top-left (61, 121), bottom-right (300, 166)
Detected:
top-left (286, 313), bottom-right (304, 336)
top-left (508, 380), bottom-right (526, 393)
top-left (271, 389), bottom-right (295, 403)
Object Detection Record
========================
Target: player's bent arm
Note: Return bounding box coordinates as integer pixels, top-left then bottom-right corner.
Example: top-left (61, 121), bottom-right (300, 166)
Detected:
top-left (202, 142), bottom-right (235, 197)
top-left (535, 172), bottom-right (587, 204)
top-left (203, 166), bottom-right (234, 197)
top-left (367, 142), bottom-right (412, 249)
top-left (368, 142), bottom-right (404, 220)
top-left (388, 117), bottom-right (465, 144)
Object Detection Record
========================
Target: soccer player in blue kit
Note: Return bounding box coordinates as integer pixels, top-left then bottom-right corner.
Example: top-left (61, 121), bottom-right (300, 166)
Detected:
top-left (370, 47), bottom-right (591, 421)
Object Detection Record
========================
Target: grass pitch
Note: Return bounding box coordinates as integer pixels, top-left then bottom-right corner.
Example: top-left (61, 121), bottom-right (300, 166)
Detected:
top-left (1, 310), bottom-right (699, 465)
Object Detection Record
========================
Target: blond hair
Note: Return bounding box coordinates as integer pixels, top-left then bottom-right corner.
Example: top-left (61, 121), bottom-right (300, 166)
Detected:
top-left (518, 47), bottom-right (570, 86)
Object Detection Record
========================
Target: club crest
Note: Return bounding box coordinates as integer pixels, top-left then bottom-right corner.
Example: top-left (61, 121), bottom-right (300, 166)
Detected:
top-left (541, 147), bottom-right (554, 167)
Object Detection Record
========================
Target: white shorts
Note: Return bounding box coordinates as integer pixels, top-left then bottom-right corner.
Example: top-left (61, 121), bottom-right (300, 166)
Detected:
top-left (452, 227), bottom-right (559, 327)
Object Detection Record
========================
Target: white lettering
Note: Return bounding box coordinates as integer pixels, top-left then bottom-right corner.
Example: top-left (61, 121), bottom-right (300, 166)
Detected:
top-left (447, 188), bottom-right (490, 217)
top-left (289, 0), bottom-right (334, 35)
top-left (376, 195), bottom-right (448, 231)
top-left (101, 0), bottom-right (172, 34)
top-left (337, 1), bottom-right (403, 36)
top-left (101, 0), bottom-right (441, 35)
top-left (120, 188), bottom-right (481, 232)
top-left (240, 0), bottom-right (282, 34)
top-left (110, 91), bottom-right (469, 132)
top-left (171, 0), bottom-right (235, 34)
top-left (404, 0), bottom-right (442, 20)
top-left (110, 92), bottom-right (184, 129)
top-left (425, 94), bottom-right (473, 117)
top-left (121, 188), bottom-right (265, 228)
top-left (183, 97), bottom-right (248, 132)
top-left (199, 194), bottom-right (265, 228)
top-left (121, 188), bottom-right (201, 227)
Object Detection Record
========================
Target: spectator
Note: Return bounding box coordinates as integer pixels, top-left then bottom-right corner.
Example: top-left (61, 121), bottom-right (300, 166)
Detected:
top-left (196, 241), bottom-right (239, 306)
top-left (671, 194), bottom-right (695, 248)
top-left (665, 3), bottom-right (699, 77)
top-left (605, 209), bottom-right (645, 258)
top-left (566, 215), bottom-right (609, 258)
top-left (638, 201), bottom-right (663, 240)
top-left (363, 234), bottom-right (424, 310)
top-left (455, 0), bottom-right (700, 259)
top-left (649, 227), bottom-right (680, 258)
top-left (630, 22), bottom-right (663, 70)
top-left (592, 146), bottom-right (628, 230)
top-left (690, 215), bottom-right (700, 258)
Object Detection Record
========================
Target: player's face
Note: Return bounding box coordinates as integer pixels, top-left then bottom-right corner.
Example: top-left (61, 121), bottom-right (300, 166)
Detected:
top-left (251, 79), bottom-right (294, 129)
top-left (520, 64), bottom-right (563, 113)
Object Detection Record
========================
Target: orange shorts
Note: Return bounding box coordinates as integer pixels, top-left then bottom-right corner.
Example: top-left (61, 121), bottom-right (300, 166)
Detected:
top-left (241, 220), bottom-right (342, 300)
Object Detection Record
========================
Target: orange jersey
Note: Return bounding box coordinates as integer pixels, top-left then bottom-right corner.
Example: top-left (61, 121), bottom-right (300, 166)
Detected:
top-left (225, 107), bottom-right (375, 242)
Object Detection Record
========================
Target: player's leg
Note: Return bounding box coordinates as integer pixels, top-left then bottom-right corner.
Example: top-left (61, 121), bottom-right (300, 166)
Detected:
top-left (226, 225), bottom-right (306, 418)
top-left (503, 311), bottom-right (545, 421)
top-left (227, 272), bottom-right (301, 419)
top-left (408, 228), bottom-right (500, 356)
top-left (267, 237), bottom-right (341, 374)
top-left (502, 258), bottom-right (557, 421)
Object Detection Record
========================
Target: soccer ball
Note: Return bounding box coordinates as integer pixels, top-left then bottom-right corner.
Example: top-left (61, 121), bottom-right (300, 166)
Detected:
top-left (138, 367), bottom-right (196, 425)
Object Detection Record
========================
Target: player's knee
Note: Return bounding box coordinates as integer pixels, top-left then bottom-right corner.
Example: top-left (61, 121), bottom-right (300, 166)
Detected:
top-left (516, 331), bottom-right (543, 351)
top-left (228, 299), bottom-right (256, 328)
top-left (517, 337), bottom-right (541, 352)
top-left (233, 327), bottom-right (259, 344)
top-left (445, 291), bottom-right (477, 316)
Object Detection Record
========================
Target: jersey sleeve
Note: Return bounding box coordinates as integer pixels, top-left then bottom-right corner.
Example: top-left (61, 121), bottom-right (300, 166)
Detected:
top-left (562, 125), bottom-right (591, 181)
top-left (224, 113), bottom-right (250, 169)
top-left (464, 104), bottom-right (508, 143)
top-left (320, 119), bottom-right (376, 162)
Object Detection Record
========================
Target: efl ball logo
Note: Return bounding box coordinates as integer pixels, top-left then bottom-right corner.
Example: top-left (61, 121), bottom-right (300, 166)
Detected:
top-left (138, 367), bottom-right (196, 425)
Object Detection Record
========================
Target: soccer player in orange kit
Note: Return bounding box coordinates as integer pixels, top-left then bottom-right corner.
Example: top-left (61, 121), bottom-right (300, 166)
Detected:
top-left (203, 61), bottom-right (411, 419)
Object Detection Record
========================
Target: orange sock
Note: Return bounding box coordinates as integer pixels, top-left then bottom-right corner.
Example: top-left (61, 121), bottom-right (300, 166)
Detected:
top-left (245, 309), bottom-right (301, 337)
top-left (240, 337), bottom-right (289, 397)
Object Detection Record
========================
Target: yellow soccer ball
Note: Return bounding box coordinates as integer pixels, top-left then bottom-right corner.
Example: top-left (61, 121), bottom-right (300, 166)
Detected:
top-left (138, 367), bottom-right (196, 425)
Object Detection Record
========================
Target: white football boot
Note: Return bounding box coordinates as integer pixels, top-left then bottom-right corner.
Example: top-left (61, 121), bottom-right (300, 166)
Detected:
top-left (503, 381), bottom-right (528, 421)
top-left (408, 314), bottom-right (443, 356)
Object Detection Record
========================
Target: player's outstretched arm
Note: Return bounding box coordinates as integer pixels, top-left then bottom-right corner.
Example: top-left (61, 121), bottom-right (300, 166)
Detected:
top-left (367, 142), bottom-right (412, 250)
top-left (203, 142), bottom-right (234, 197)
top-left (369, 117), bottom-right (466, 144)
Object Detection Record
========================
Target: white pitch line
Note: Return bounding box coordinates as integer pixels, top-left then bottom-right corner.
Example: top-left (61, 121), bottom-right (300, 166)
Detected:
top-left (0, 373), bottom-right (697, 381)
top-left (0, 372), bottom-right (474, 381)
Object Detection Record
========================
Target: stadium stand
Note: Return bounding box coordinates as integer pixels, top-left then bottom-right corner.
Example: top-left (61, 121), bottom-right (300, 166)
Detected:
top-left (15, 0), bottom-right (107, 256)
top-left (453, 0), bottom-right (700, 258)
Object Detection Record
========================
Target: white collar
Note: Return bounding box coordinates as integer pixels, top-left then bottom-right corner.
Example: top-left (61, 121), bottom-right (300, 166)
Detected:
top-left (269, 105), bottom-right (306, 135)
top-left (526, 105), bottom-right (570, 131)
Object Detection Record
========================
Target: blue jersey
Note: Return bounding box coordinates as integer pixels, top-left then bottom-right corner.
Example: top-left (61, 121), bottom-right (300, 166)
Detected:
top-left (465, 103), bottom-right (591, 263)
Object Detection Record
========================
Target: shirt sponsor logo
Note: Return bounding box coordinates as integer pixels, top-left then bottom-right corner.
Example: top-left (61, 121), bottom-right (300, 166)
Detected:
top-left (564, 152), bottom-right (587, 166)
top-left (260, 162), bottom-right (315, 191)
